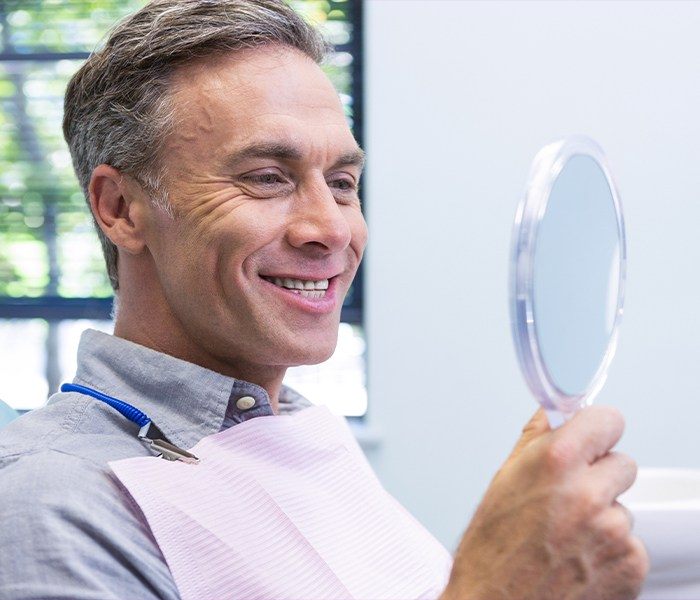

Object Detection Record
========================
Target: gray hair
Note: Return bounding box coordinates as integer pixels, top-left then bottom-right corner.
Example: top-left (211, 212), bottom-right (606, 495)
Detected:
top-left (63, 0), bottom-right (329, 291)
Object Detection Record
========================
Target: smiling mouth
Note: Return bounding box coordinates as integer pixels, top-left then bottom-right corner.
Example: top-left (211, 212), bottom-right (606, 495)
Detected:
top-left (261, 276), bottom-right (330, 299)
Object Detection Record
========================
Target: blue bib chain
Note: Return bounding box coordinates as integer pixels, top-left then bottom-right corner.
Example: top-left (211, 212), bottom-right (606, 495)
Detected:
top-left (60, 383), bottom-right (199, 464)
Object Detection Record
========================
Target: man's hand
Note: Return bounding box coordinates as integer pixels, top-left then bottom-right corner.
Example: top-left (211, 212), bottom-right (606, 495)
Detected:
top-left (441, 406), bottom-right (649, 600)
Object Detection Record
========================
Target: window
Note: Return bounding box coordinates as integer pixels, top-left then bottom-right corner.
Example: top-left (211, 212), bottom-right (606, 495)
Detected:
top-left (0, 0), bottom-right (366, 416)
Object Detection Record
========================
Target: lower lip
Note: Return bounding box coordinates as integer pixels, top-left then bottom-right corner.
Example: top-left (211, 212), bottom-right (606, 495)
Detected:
top-left (260, 277), bottom-right (339, 315)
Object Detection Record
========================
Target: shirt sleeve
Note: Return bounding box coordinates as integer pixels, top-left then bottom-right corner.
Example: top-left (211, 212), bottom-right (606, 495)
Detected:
top-left (0, 449), bottom-right (180, 600)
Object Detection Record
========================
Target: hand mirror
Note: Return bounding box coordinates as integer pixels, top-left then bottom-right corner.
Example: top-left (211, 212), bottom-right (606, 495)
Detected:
top-left (510, 136), bottom-right (626, 427)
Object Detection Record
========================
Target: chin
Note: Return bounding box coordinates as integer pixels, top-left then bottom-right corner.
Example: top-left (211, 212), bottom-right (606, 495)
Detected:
top-left (281, 337), bottom-right (338, 367)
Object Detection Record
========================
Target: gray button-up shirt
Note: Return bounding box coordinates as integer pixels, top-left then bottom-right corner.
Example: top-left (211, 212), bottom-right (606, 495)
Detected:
top-left (0, 329), bottom-right (311, 599)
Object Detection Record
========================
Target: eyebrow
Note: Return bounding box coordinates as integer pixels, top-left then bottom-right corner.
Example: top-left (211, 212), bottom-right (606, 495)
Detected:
top-left (223, 142), bottom-right (365, 171)
top-left (333, 148), bottom-right (366, 171)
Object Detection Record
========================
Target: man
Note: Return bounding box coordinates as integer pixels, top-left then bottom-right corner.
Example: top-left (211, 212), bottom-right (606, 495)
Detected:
top-left (0, 0), bottom-right (648, 598)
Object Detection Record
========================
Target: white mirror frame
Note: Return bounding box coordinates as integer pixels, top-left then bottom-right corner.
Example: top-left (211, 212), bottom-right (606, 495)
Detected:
top-left (510, 136), bottom-right (627, 426)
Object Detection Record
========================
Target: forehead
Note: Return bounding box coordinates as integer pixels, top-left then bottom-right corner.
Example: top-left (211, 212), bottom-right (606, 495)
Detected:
top-left (167, 46), bottom-right (356, 157)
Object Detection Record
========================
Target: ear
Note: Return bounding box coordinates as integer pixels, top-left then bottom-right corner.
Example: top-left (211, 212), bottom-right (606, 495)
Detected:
top-left (88, 165), bottom-right (148, 254)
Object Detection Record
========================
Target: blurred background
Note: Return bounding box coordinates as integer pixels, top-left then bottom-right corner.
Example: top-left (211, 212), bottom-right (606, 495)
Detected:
top-left (0, 0), bottom-right (368, 416)
top-left (2, 0), bottom-right (700, 550)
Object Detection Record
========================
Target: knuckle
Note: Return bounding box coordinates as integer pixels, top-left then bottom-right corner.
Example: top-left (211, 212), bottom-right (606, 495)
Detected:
top-left (608, 408), bottom-right (626, 436)
top-left (591, 404), bottom-right (624, 425)
top-left (615, 452), bottom-right (638, 477)
top-left (577, 488), bottom-right (604, 516)
top-left (543, 438), bottom-right (577, 472)
top-left (601, 511), bottom-right (631, 545)
top-left (586, 404), bottom-right (626, 436)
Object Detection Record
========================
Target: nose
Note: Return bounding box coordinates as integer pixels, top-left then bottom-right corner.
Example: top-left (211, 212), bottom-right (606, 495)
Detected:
top-left (286, 181), bottom-right (352, 254)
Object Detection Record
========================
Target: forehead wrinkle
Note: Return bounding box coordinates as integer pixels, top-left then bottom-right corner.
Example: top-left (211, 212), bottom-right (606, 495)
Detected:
top-left (166, 51), bottom-right (358, 176)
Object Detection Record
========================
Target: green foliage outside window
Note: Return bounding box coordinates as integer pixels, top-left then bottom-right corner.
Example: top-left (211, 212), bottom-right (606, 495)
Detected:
top-left (0, 0), bottom-right (355, 299)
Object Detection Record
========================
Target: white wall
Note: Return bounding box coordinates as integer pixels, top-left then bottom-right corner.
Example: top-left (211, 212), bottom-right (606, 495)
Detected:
top-left (363, 0), bottom-right (700, 549)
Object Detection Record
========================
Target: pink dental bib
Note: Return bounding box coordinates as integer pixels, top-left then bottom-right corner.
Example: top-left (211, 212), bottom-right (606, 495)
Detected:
top-left (110, 406), bottom-right (452, 599)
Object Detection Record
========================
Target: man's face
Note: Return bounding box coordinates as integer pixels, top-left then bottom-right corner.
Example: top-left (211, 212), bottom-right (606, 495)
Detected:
top-left (141, 46), bottom-right (367, 373)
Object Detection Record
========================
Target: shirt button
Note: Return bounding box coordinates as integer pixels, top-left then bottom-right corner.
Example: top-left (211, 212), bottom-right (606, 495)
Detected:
top-left (236, 396), bottom-right (256, 411)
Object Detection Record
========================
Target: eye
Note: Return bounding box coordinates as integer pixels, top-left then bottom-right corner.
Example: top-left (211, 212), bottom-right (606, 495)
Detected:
top-left (244, 172), bottom-right (286, 186)
top-left (239, 169), bottom-right (295, 198)
top-left (328, 177), bottom-right (357, 193)
top-left (330, 179), bottom-right (352, 190)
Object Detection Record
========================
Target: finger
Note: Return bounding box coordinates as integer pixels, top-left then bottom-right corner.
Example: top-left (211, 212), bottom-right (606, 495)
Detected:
top-left (588, 451), bottom-right (638, 504)
top-left (509, 408), bottom-right (550, 458)
top-left (614, 500), bottom-right (634, 531)
top-left (628, 534), bottom-right (650, 580)
top-left (594, 536), bottom-right (649, 600)
top-left (554, 405), bottom-right (625, 465)
top-left (592, 502), bottom-right (636, 560)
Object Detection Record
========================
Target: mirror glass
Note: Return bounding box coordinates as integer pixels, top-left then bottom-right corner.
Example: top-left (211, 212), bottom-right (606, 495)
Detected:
top-left (510, 137), bottom-right (625, 424)
top-left (533, 155), bottom-right (620, 395)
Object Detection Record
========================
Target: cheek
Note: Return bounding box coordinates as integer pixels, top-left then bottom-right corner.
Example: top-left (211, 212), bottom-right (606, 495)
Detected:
top-left (207, 204), bottom-right (289, 277)
top-left (146, 213), bottom-right (227, 288)
top-left (349, 212), bottom-right (369, 257)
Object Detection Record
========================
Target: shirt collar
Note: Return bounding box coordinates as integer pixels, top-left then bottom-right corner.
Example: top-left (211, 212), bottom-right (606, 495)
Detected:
top-left (71, 329), bottom-right (310, 449)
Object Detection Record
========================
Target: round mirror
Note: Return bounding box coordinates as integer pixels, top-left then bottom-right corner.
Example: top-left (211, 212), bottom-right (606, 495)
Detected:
top-left (510, 136), bottom-right (626, 426)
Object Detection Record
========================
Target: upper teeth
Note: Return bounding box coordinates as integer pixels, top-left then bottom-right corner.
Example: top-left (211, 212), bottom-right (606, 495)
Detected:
top-left (267, 277), bottom-right (329, 291)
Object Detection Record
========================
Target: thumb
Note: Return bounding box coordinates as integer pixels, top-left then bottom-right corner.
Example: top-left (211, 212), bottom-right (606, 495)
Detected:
top-left (509, 408), bottom-right (550, 458)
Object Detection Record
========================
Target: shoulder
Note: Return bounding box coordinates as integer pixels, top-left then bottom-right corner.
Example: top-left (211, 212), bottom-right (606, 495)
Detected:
top-left (0, 444), bottom-right (120, 511)
top-left (0, 391), bottom-right (154, 509)
top-left (0, 448), bottom-right (144, 555)
top-left (0, 404), bottom-right (178, 599)
top-left (0, 391), bottom-right (151, 464)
